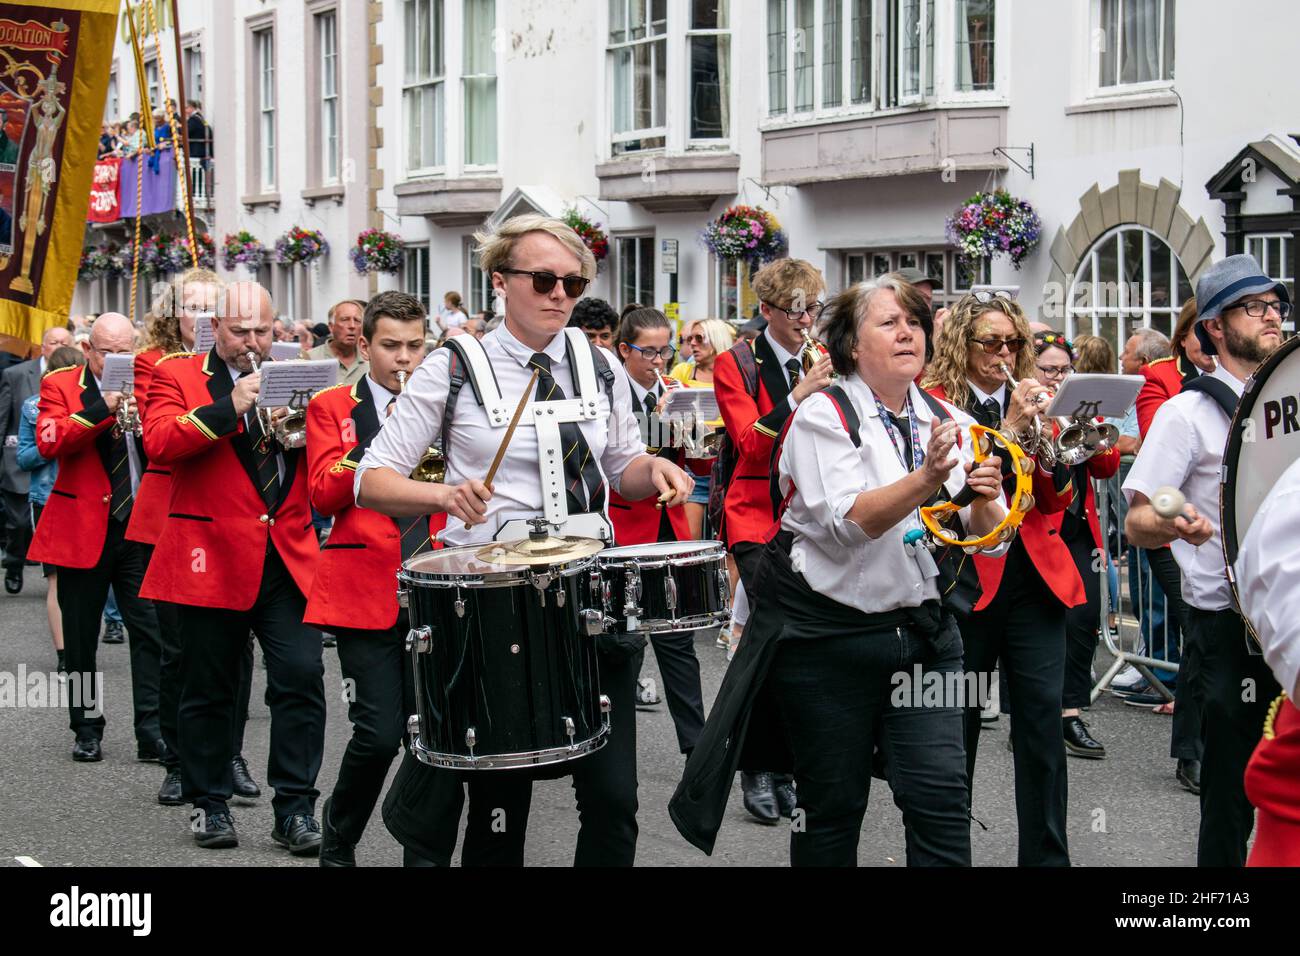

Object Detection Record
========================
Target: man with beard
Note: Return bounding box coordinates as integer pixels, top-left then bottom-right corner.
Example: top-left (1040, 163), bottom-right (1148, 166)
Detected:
top-left (1124, 254), bottom-right (1290, 866)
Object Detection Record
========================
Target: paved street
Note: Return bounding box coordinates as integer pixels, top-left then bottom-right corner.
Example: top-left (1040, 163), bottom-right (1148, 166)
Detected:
top-left (0, 567), bottom-right (1200, 867)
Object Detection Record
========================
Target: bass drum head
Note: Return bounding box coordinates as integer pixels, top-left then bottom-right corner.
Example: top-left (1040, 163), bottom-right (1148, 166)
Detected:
top-left (1223, 335), bottom-right (1300, 572)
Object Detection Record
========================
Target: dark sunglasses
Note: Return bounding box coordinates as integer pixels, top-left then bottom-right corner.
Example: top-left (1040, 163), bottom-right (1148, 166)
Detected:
top-left (970, 336), bottom-right (1026, 355)
top-left (500, 268), bottom-right (590, 298)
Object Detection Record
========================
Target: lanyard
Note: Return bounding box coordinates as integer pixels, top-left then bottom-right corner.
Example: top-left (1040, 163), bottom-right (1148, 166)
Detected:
top-left (873, 392), bottom-right (922, 474)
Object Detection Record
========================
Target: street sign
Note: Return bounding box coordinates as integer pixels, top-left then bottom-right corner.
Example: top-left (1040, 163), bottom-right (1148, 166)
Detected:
top-left (661, 239), bottom-right (678, 275)
top-left (665, 302), bottom-right (680, 324)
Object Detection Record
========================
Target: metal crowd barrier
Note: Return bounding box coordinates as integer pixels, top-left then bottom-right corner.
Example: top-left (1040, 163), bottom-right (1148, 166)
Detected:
top-left (1092, 466), bottom-right (1182, 703)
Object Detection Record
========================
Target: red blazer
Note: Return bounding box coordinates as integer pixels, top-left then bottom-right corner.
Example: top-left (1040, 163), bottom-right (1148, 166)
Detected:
top-left (28, 365), bottom-right (144, 569)
top-left (125, 347), bottom-right (183, 546)
top-left (1055, 439), bottom-right (1121, 552)
top-left (926, 383), bottom-right (1084, 611)
top-left (714, 336), bottom-right (803, 547)
top-left (302, 379), bottom-right (447, 631)
top-left (139, 349), bottom-right (319, 610)
top-left (1136, 354), bottom-right (1199, 438)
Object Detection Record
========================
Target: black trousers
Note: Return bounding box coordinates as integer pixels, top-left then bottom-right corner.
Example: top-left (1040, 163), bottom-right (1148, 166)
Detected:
top-left (1062, 522), bottom-right (1101, 710)
top-left (1145, 546), bottom-right (1203, 762)
top-left (771, 620), bottom-right (971, 867)
top-left (955, 544), bottom-right (1070, 866)
top-left (177, 546), bottom-right (326, 820)
top-left (647, 629), bottom-right (706, 754)
top-left (151, 561), bottom-right (254, 771)
top-left (327, 613), bottom-right (416, 846)
top-left (57, 517), bottom-right (162, 746)
top-left (2, 488), bottom-right (30, 569)
top-left (1184, 608), bottom-right (1278, 867)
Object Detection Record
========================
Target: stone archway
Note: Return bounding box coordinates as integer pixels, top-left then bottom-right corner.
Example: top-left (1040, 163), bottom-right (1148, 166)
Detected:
top-left (1043, 169), bottom-right (1217, 316)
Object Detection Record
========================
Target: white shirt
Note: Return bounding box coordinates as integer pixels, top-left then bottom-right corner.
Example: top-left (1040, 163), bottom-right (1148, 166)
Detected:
top-left (366, 373), bottom-right (399, 413)
top-left (1236, 457), bottom-right (1300, 697)
top-left (968, 381), bottom-right (1007, 413)
top-left (778, 373), bottom-right (1002, 614)
top-left (763, 328), bottom-right (801, 412)
top-left (356, 323), bottom-right (646, 547)
top-left (1122, 363), bottom-right (1245, 611)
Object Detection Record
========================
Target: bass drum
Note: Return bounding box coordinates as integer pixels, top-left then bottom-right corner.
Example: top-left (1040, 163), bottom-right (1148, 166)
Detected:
top-left (1221, 334), bottom-right (1300, 639)
top-left (399, 544), bottom-right (610, 771)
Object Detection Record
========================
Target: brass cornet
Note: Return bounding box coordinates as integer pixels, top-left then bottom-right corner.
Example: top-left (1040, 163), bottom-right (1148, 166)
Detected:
top-left (246, 351), bottom-right (307, 450)
top-left (999, 362), bottom-right (1057, 467)
top-left (113, 383), bottom-right (142, 439)
top-left (999, 362), bottom-right (1117, 466)
top-left (800, 329), bottom-right (821, 375)
top-left (395, 370), bottom-right (446, 483)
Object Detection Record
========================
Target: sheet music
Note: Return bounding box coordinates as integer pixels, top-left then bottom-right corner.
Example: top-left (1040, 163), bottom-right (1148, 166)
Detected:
top-left (1045, 374), bottom-right (1145, 419)
top-left (192, 313), bottom-right (217, 355)
top-left (99, 353), bottom-right (135, 394)
top-left (661, 386), bottom-right (719, 422)
top-left (270, 341), bottom-right (303, 362)
top-left (257, 360), bottom-right (337, 409)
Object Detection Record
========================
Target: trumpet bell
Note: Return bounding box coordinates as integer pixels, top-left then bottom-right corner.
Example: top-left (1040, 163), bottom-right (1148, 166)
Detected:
top-left (273, 410), bottom-right (308, 450)
top-left (411, 446), bottom-right (445, 483)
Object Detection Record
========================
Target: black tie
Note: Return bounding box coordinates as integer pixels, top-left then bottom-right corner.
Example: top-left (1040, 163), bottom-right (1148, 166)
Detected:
top-left (108, 434), bottom-right (133, 521)
top-left (245, 408), bottom-right (281, 509)
top-left (785, 358), bottom-right (801, 392)
top-left (529, 352), bottom-right (606, 516)
top-left (887, 413), bottom-right (914, 468)
top-left (973, 397), bottom-right (1002, 429)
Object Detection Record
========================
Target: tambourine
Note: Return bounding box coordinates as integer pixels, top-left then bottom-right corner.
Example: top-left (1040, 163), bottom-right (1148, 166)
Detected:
top-left (919, 424), bottom-right (1036, 555)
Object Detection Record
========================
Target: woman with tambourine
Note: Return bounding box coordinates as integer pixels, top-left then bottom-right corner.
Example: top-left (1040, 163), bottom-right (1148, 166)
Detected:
top-left (921, 292), bottom-right (1083, 867)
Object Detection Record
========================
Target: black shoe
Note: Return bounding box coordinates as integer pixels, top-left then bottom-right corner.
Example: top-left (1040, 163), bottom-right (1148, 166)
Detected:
top-left (231, 755), bottom-right (262, 800)
top-left (137, 737), bottom-right (169, 763)
top-left (740, 772), bottom-right (780, 825)
top-left (319, 797), bottom-right (356, 867)
top-left (774, 776), bottom-right (797, 818)
top-left (157, 768), bottom-right (184, 806)
top-left (102, 621), bottom-right (125, 644)
top-left (72, 737), bottom-right (102, 762)
top-left (273, 814), bottom-right (322, 856)
top-left (1176, 759), bottom-right (1201, 795)
top-left (193, 809), bottom-right (238, 849)
top-left (1063, 716), bottom-right (1107, 759)
top-left (4, 567), bottom-right (22, 593)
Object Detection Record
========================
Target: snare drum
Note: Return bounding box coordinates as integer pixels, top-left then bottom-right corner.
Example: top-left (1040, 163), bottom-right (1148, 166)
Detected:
top-left (398, 545), bottom-right (610, 770)
top-left (593, 540), bottom-right (730, 634)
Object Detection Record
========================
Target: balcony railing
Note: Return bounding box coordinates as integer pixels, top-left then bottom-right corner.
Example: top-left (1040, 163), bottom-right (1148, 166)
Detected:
top-left (184, 157), bottom-right (214, 212)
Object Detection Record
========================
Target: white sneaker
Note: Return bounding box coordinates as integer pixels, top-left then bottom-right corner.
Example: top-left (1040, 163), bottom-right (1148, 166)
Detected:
top-left (636, 677), bottom-right (660, 706)
top-left (1111, 664), bottom-right (1145, 690)
top-left (980, 678), bottom-right (1000, 722)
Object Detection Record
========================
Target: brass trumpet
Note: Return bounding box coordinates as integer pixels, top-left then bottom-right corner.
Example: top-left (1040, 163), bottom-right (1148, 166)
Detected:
top-left (800, 329), bottom-right (821, 374)
top-left (395, 370), bottom-right (446, 483)
top-left (999, 362), bottom-right (1117, 466)
top-left (999, 362), bottom-right (1057, 467)
top-left (113, 383), bottom-right (142, 439)
top-left (246, 351), bottom-right (307, 449)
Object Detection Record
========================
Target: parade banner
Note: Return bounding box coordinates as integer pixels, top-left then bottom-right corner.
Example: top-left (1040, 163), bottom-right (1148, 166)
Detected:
top-left (86, 153), bottom-right (119, 222)
top-left (0, 0), bottom-right (119, 351)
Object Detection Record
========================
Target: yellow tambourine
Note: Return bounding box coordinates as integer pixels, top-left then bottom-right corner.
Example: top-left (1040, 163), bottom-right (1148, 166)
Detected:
top-left (920, 425), bottom-right (1036, 555)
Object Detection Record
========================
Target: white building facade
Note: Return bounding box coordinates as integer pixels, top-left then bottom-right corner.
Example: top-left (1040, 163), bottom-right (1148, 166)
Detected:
top-left (76, 0), bottom-right (1300, 363)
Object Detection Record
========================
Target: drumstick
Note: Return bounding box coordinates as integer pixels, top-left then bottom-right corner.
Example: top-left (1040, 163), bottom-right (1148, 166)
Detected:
top-left (1151, 486), bottom-right (1197, 523)
top-left (654, 490), bottom-right (673, 511)
top-left (465, 367), bottom-right (540, 529)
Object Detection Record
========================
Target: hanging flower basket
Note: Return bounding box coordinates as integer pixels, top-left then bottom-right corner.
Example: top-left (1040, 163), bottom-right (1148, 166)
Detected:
top-left (140, 233), bottom-right (190, 278)
top-left (176, 233), bottom-right (216, 272)
top-left (562, 208), bottom-right (609, 265)
top-left (275, 226), bottom-right (329, 266)
top-left (223, 231), bottom-right (267, 271)
top-left (350, 228), bottom-right (405, 275)
top-left (107, 241), bottom-right (133, 281)
top-left (945, 189), bottom-right (1042, 271)
top-left (701, 205), bottom-right (789, 269)
top-left (78, 244), bottom-right (115, 281)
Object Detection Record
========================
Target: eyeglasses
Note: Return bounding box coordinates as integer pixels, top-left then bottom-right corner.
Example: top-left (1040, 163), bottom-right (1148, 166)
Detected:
top-left (87, 344), bottom-right (135, 356)
top-left (1223, 299), bottom-right (1293, 319)
top-left (683, 334), bottom-right (708, 345)
top-left (627, 343), bottom-right (676, 361)
top-left (1036, 364), bottom-right (1074, 378)
top-left (971, 289), bottom-right (1014, 304)
top-left (499, 268), bottom-right (590, 299)
top-left (764, 300), bottom-right (824, 321)
top-left (970, 337), bottom-right (1026, 355)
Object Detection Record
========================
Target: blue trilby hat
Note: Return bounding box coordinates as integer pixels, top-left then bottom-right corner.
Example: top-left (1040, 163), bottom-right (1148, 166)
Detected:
top-left (1194, 253), bottom-right (1291, 356)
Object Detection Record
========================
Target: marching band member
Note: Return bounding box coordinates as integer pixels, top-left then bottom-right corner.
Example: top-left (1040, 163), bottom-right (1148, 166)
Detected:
top-left (1235, 457), bottom-right (1300, 866)
top-left (669, 317), bottom-right (735, 540)
top-left (713, 257), bottom-right (831, 824)
top-left (922, 291), bottom-right (1081, 866)
top-left (142, 282), bottom-right (327, 853)
top-left (305, 291), bottom-right (444, 866)
top-left (1124, 254), bottom-right (1288, 866)
top-left (1031, 333), bottom-right (1122, 760)
top-left (610, 307), bottom-right (706, 757)
top-left (356, 215), bottom-right (692, 867)
top-left (130, 270), bottom-right (259, 807)
top-left (28, 313), bottom-right (164, 765)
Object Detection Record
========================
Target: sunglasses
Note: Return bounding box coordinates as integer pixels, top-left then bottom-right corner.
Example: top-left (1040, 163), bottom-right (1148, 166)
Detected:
top-left (970, 289), bottom-right (1015, 304)
top-left (970, 336), bottom-right (1027, 355)
top-left (499, 268), bottom-right (591, 299)
top-left (627, 343), bottom-right (676, 360)
top-left (684, 334), bottom-right (709, 345)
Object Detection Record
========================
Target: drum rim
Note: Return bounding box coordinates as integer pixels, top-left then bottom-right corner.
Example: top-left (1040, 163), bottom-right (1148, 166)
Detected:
top-left (596, 540), bottom-right (726, 569)
top-left (399, 544), bottom-right (595, 585)
top-left (410, 721), bottom-right (610, 770)
top-left (1220, 334), bottom-right (1300, 646)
